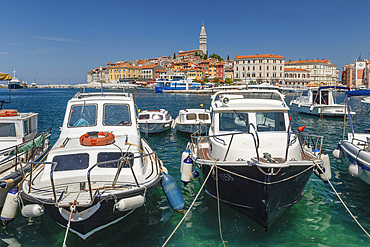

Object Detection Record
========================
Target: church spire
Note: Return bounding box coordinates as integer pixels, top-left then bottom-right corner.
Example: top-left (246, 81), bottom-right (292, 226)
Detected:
top-left (199, 22), bottom-right (207, 55)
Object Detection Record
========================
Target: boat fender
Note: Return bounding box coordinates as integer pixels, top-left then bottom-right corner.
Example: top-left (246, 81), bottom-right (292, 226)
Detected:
top-left (1, 187), bottom-right (19, 224)
top-left (191, 170), bottom-right (200, 180)
top-left (21, 204), bottom-right (44, 218)
top-left (348, 162), bottom-right (363, 177)
top-left (319, 152), bottom-right (332, 182)
top-left (180, 148), bottom-right (191, 174)
top-left (310, 105), bottom-right (314, 111)
top-left (161, 173), bottom-right (184, 213)
top-left (114, 195), bottom-right (145, 212)
top-left (332, 148), bottom-right (343, 159)
top-left (181, 155), bottom-right (193, 185)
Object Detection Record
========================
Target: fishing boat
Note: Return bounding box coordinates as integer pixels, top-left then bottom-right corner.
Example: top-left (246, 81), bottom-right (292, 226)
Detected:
top-left (137, 109), bottom-right (172, 134)
top-left (291, 86), bottom-right (353, 117)
top-left (19, 92), bottom-right (183, 240)
top-left (185, 90), bottom-right (331, 229)
top-left (333, 90), bottom-right (370, 185)
top-left (0, 110), bottom-right (51, 211)
top-left (173, 109), bottom-right (211, 134)
top-left (155, 75), bottom-right (201, 92)
top-left (361, 96), bottom-right (370, 110)
top-left (7, 70), bottom-right (23, 89)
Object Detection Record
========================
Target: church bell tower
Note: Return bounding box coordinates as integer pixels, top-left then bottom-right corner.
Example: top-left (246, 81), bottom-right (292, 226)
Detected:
top-left (199, 22), bottom-right (207, 55)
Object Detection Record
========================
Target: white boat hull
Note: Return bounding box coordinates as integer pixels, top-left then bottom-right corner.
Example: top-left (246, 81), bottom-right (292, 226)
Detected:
top-left (139, 122), bottom-right (171, 134)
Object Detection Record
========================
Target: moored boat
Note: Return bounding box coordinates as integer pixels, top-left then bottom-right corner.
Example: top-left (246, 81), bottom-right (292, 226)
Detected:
top-left (19, 92), bottom-right (182, 240)
top-left (361, 96), bottom-right (370, 110)
top-left (155, 75), bottom-right (201, 92)
top-left (137, 109), bottom-right (172, 134)
top-left (186, 90), bottom-right (330, 229)
top-left (291, 86), bottom-right (353, 117)
top-left (333, 90), bottom-right (370, 185)
top-left (173, 109), bottom-right (211, 134)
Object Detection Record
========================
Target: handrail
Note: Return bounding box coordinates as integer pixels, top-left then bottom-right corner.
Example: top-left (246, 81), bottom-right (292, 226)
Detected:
top-left (50, 161), bottom-right (59, 202)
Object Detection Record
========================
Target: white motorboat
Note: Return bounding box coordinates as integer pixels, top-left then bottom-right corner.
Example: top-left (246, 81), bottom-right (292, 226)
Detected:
top-left (19, 92), bottom-right (177, 240)
top-left (173, 109), bottom-right (211, 134)
top-left (291, 86), bottom-right (353, 117)
top-left (333, 90), bottom-right (370, 185)
top-left (361, 96), bottom-right (370, 110)
top-left (137, 109), bottom-right (172, 134)
top-left (185, 90), bottom-right (330, 229)
top-left (0, 109), bottom-right (51, 210)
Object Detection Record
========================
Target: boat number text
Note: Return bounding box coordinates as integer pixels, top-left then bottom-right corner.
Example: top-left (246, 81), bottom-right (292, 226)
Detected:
top-left (212, 173), bottom-right (234, 182)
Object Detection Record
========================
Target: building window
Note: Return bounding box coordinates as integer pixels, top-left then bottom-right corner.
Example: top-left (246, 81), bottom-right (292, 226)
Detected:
top-left (253, 66), bottom-right (255, 70)
top-left (267, 66), bottom-right (269, 70)
top-left (259, 66), bottom-right (262, 70)
top-left (252, 73), bottom-right (255, 77)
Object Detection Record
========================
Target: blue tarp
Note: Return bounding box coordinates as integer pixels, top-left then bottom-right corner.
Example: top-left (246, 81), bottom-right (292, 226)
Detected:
top-left (345, 90), bottom-right (370, 97)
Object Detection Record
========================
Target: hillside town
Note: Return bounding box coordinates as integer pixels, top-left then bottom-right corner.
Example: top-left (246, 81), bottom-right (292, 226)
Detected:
top-left (87, 23), bottom-right (370, 89)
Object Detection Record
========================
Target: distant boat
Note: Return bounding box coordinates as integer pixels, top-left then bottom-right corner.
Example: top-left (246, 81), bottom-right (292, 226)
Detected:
top-left (29, 82), bottom-right (37, 89)
top-left (137, 109), bottom-right (172, 134)
top-left (155, 75), bottom-right (201, 92)
top-left (7, 70), bottom-right (23, 89)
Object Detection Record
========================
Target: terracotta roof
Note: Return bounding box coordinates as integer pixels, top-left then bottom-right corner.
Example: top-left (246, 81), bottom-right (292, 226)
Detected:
top-left (234, 54), bottom-right (284, 59)
top-left (285, 59), bottom-right (335, 66)
top-left (284, 68), bottom-right (310, 72)
top-left (140, 64), bottom-right (158, 69)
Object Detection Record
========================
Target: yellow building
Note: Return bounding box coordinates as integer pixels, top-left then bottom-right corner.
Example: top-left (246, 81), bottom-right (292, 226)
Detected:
top-left (109, 63), bottom-right (141, 83)
top-left (187, 68), bottom-right (203, 80)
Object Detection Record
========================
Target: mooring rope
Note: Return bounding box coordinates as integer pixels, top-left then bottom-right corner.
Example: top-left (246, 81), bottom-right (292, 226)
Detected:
top-left (162, 161), bottom-right (217, 247)
top-left (313, 161), bottom-right (370, 238)
top-left (215, 166), bottom-right (227, 246)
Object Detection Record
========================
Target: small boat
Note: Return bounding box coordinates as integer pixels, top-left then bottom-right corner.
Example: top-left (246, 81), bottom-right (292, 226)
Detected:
top-left (291, 86), bottom-right (353, 117)
top-left (20, 92), bottom-right (181, 240)
top-left (0, 109), bottom-right (51, 209)
top-left (173, 109), bottom-right (211, 134)
top-left (333, 90), bottom-right (370, 185)
top-left (155, 75), bottom-right (201, 92)
top-left (137, 109), bottom-right (172, 134)
top-left (29, 82), bottom-right (37, 89)
top-left (361, 97), bottom-right (370, 110)
top-left (186, 90), bottom-right (330, 229)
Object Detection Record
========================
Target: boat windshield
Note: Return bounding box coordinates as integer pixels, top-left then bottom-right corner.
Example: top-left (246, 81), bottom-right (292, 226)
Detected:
top-left (138, 114), bottom-right (150, 120)
top-left (68, 104), bottom-right (97, 127)
top-left (0, 123), bottom-right (16, 137)
top-left (256, 112), bottom-right (285, 132)
top-left (198, 113), bottom-right (209, 120)
top-left (219, 112), bottom-right (248, 132)
top-left (104, 104), bottom-right (131, 126)
top-left (97, 152), bottom-right (133, 168)
top-left (152, 114), bottom-right (163, 120)
top-left (53, 153), bottom-right (89, 171)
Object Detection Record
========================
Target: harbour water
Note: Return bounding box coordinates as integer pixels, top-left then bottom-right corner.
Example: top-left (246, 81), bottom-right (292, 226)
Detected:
top-left (0, 88), bottom-right (369, 246)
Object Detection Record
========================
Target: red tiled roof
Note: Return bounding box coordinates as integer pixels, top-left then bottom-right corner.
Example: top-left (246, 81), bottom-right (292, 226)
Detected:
top-left (285, 59), bottom-right (335, 66)
top-left (284, 68), bottom-right (310, 72)
top-left (234, 54), bottom-right (284, 59)
top-left (140, 64), bottom-right (158, 69)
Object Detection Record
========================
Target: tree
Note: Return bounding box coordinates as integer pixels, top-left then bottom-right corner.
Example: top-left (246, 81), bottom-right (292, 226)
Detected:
top-left (209, 53), bottom-right (223, 61)
top-left (225, 77), bottom-right (232, 84)
top-left (193, 79), bottom-right (198, 83)
top-left (214, 78), bottom-right (220, 84)
top-left (173, 53), bottom-right (176, 59)
top-left (227, 55), bottom-right (230, 60)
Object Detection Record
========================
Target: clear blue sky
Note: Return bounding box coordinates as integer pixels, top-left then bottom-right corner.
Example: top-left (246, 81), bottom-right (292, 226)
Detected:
top-left (1, 0), bottom-right (370, 84)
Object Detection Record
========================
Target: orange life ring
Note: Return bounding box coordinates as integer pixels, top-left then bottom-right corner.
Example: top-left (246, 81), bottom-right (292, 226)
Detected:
top-left (0, 109), bottom-right (18, 117)
top-left (80, 132), bottom-right (115, 146)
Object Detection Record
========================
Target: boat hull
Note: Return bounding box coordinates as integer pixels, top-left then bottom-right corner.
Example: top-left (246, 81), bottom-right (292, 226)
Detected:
top-left (340, 140), bottom-right (370, 185)
top-left (8, 84), bottom-right (23, 89)
top-left (296, 104), bottom-right (346, 117)
top-left (198, 163), bottom-right (314, 229)
top-left (139, 122), bottom-right (171, 134)
top-left (176, 123), bottom-right (209, 134)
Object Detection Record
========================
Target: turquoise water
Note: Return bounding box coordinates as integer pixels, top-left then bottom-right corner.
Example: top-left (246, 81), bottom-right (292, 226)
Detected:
top-left (0, 88), bottom-right (369, 246)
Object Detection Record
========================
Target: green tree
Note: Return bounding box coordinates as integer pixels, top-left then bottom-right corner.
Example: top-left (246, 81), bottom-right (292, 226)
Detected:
top-left (225, 77), bottom-right (232, 84)
top-left (214, 78), bottom-right (220, 84)
top-left (173, 53), bottom-right (176, 59)
top-left (209, 53), bottom-right (223, 61)
top-left (193, 79), bottom-right (198, 83)
top-left (203, 77), bottom-right (209, 83)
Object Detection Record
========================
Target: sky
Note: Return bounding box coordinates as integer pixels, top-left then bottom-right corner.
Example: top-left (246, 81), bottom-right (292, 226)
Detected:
top-left (1, 0), bottom-right (370, 84)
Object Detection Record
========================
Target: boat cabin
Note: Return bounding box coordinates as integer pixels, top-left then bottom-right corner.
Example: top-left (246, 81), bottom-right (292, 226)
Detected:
top-left (138, 109), bottom-right (171, 123)
top-left (177, 109), bottom-right (210, 124)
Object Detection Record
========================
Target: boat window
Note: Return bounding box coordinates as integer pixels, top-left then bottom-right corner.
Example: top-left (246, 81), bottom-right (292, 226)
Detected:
top-left (302, 90), bottom-right (308, 96)
top-left (219, 112), bottom-right (248, 132)
top-left (0, 123), bottom-right (16, 137)
top-left (53, 153), bottom-right (89, 171)
top-left (104, 104), bottom-right (131, 126)
top-left (152, 114), bottom-right (163, 120)
top-left (256, 112), bottom-right (285, 132)
top-left (166, 114), bottom-right (171, 121)
top-left (186, 113), bottom-right (197, 120)
top-left (97, 152), bottom-right (134, 168)
top-left (68, 104), bottom-right (97, 127)
top-left (198, 113), bottom-right (209, 120)
top-left (24, 120), bottom-right (29, 135)
top-left (138, 114), bottom-right (150, 120)
top-left (313, 91), bottom-right (320, 104)
top-left (321, 91), bottom-right (329, 105)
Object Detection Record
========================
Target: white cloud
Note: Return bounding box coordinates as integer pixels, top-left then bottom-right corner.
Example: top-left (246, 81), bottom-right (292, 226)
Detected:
top-left (34, 36), bottom-right (83, 43)
top-left (34, 47), bottom-right (57, 54)
top-left (0, 51), bottom-right (9, 54)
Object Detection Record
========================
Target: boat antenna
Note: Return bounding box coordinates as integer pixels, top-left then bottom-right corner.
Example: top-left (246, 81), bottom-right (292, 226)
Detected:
top-left (100, 66), bottom-right (103, 96)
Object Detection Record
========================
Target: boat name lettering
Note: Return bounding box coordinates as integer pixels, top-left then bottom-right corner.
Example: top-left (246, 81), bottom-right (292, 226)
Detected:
top-left (212, 173), bottom-right (234, 182)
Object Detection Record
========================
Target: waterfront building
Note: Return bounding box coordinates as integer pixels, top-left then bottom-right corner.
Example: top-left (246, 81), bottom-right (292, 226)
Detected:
top-left (342, 58), bottom-right (370, 88)
top-left (187, 68), bottom-right (203, 81)
top-left (285, 59), bottom-right (338, 86)
top-left (234, 54), bottom-right (285, 84)
top-left (342, 63), bottom-right (355, 87)
top-left (224, 67), bottom-right (234, 81)
top-left (108, 63), bottom-right (141, 83)
top-left (283, 68), bottom-right (311, 87)
top-left (87, 67), bottom-right (109, 83)
top-left (199, 22), bottom-right (207, 55)
top-left (140, 64), bottom-right (164, 80)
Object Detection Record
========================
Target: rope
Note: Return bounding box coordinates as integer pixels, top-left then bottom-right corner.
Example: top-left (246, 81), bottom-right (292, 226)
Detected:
top-left (313, 161), bottom-right (370, 238)
top-left (162, 161), bottom-right (217, 247)
top-left (217, 164), bottom-right (314, 185)
top-left (215, 166), bottom-right (227, 246)
top-left (62, 199), bottom-right (77, 247)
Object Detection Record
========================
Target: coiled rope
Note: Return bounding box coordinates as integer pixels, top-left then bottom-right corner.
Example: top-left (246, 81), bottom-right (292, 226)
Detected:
top-left (313, 161), bottom-right (370, 238)
top-left (162, 161), bottom-right (217, 247)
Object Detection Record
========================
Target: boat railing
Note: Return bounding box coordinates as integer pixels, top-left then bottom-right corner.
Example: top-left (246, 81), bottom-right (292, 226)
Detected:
top-left (291, 131), bottom-right (324, 160)
top-left (190, 124), bottom-right (260, 161)
top-left (0, 128), bottom-right (51, 176)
